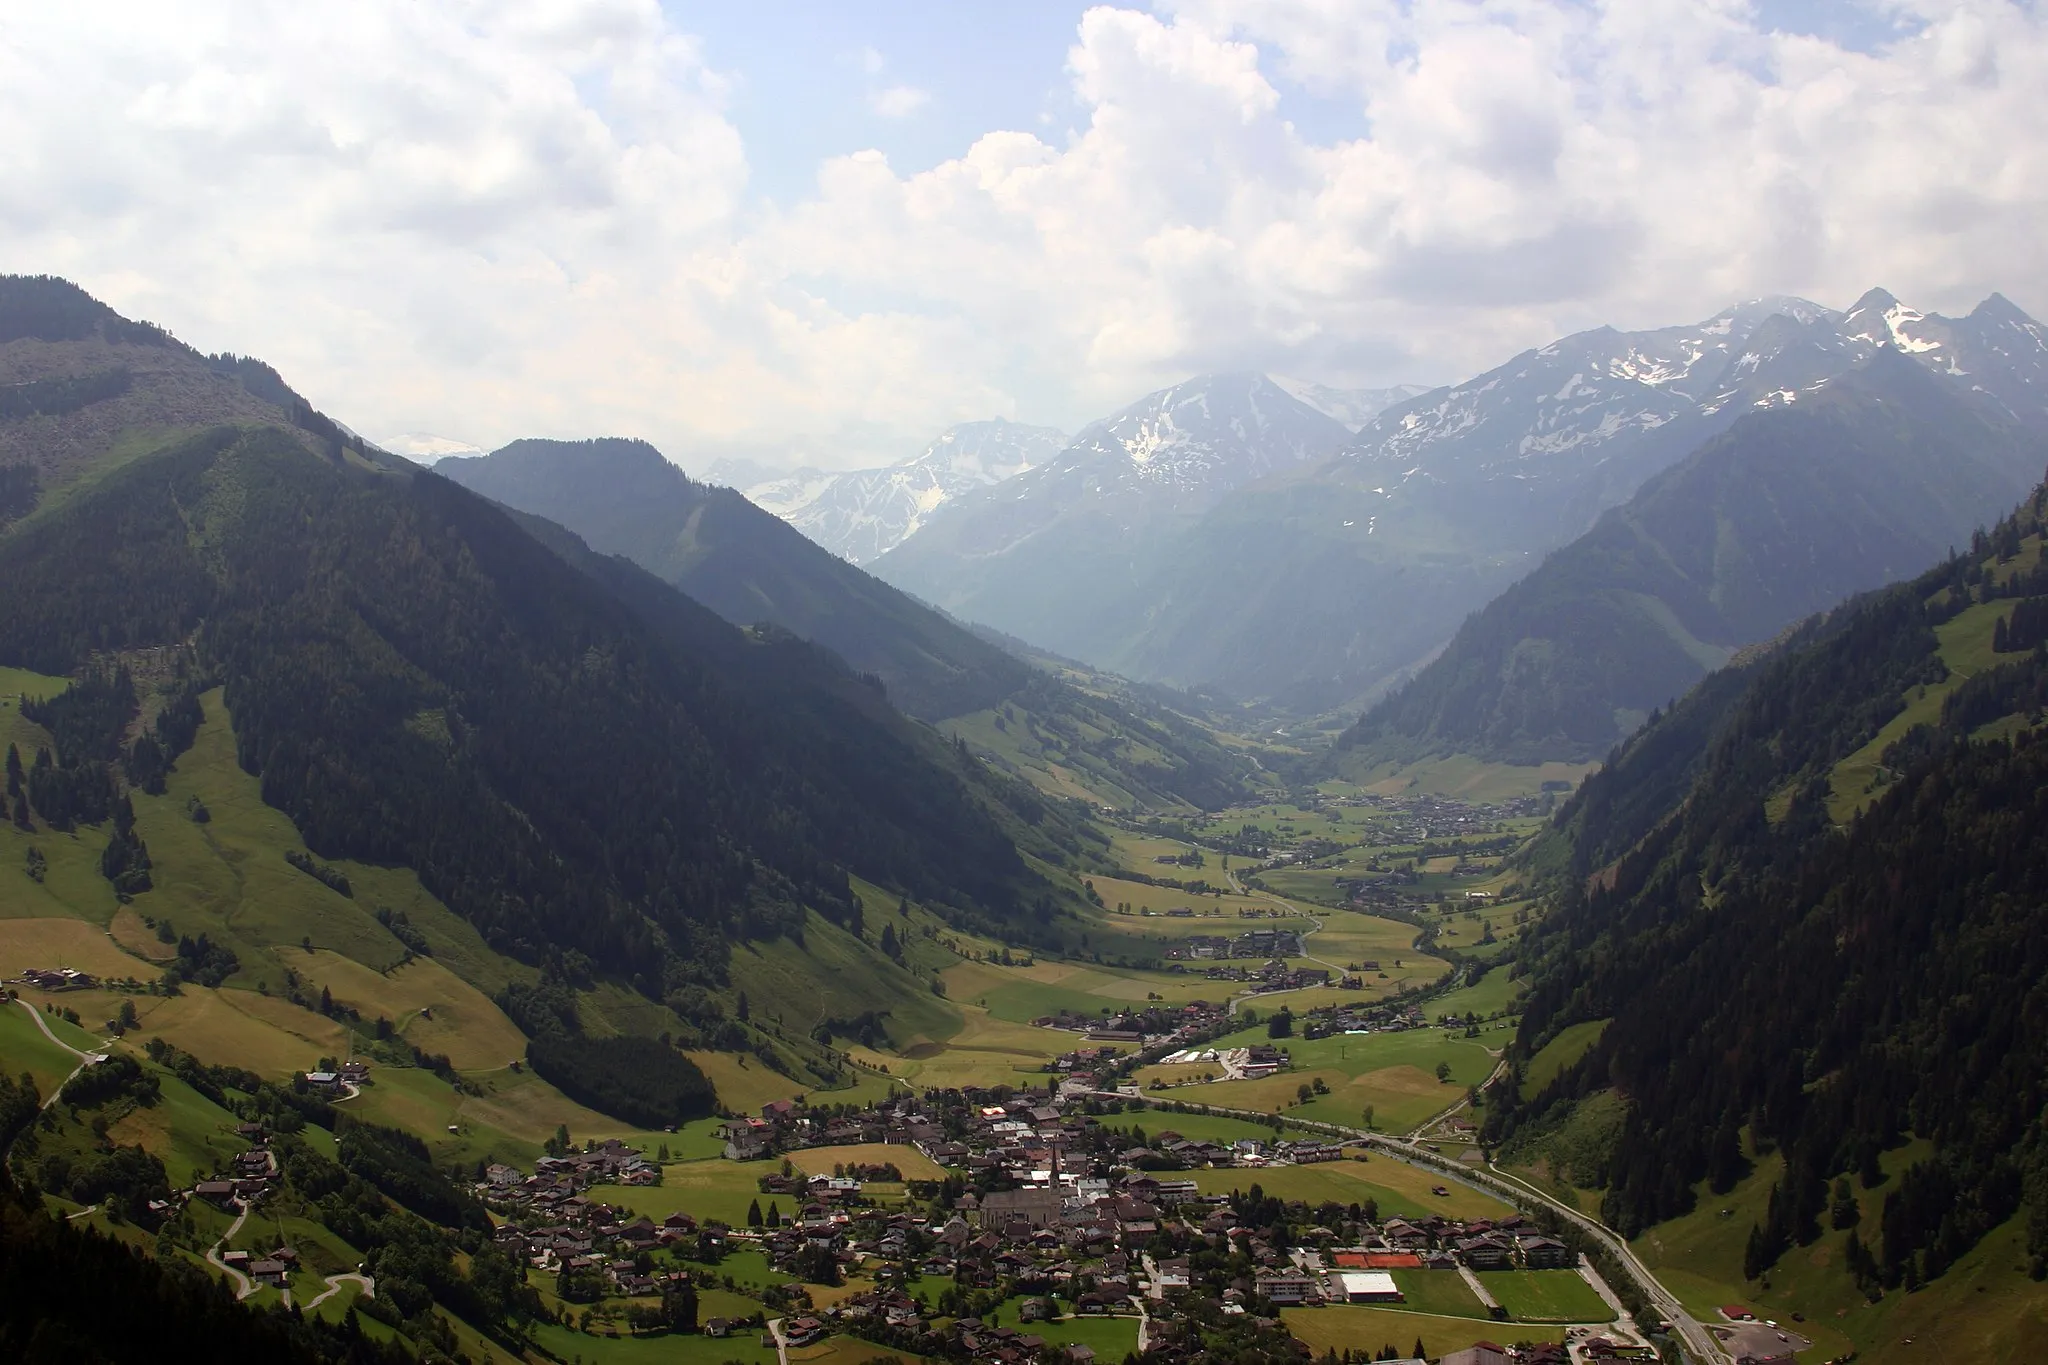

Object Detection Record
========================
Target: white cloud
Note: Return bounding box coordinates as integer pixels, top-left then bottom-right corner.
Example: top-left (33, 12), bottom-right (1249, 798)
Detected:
top-left (0, 0), bottom-right (2044, 471)
top-left (870, 85), bottom-right (932, 118)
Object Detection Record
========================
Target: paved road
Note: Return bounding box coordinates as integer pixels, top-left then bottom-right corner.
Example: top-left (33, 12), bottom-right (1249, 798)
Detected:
top-left (6, 998), bottom-right (106, 1168)
top-left (1217, 873), bottom-right (1362, 1014)
top-left (1482, 1159), bottom-right (1726, 1365)
top-left (1093, 1083), bottom-right (1726, 1365)
top-left (767, 1315), bottom-right (790, 1365)
top-left (206, 1199), bottom-right (256, 1300)
top-left (302, 1272), bottom-right (375, 1313)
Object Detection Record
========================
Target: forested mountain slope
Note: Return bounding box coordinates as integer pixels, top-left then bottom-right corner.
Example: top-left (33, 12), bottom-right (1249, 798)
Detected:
top-left (0, 417), bottom-right (1080, 975)
top-left (1488, 480), bottom-right (2048, 1310)
top-left (439, 437), bottom-right (1034, 721)
top-left (1338, 350), bottom-right (2048, 765)
top-left (0, 274), bottom-right (395, 526)
top-left (443, 437), bottom-right (1257, 810)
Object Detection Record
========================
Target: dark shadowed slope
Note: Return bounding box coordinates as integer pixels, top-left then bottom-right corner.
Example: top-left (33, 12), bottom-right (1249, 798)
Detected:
top-left (438, 436), bottom-right (1033, 721)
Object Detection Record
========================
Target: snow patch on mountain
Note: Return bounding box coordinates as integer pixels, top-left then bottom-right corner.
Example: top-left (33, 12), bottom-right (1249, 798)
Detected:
top-left (383, 432), bottom-right (484, 464)
top-left (738, 418), bottom-right (1067, 563)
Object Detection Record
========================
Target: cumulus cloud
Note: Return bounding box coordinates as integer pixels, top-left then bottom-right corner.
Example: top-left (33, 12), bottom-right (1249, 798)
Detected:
top-left (0, 0), bottom-right (2043, 470)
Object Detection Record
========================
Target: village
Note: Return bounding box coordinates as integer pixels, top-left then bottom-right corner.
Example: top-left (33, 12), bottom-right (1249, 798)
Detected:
top-left (442, 1080), bottom-right (1648, 1365)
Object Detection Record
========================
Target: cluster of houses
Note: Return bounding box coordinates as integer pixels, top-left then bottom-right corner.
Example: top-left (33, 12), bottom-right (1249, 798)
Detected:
top-left (186, 1121), bottom-right (281, 1212)
top-left (1298, 1000), bottom-right (1430, 1041)
top-left (1197, 959), bottom-right (1333, 992)
top-left (1160, 929), bottom-right (1304, 962)
top-left (478, 1158), bottom-right (704, 1294)
top-left (300, 1059), bottom-right (370, 1094)
top-left (13, 966), bottom-right (97, 991)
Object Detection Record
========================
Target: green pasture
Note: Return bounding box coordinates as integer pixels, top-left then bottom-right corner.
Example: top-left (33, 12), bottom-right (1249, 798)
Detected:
top-left (1477, 1270), bottom-right (1611, 1322)
top-left (1521, 1020), bottom-right (1608, 1099)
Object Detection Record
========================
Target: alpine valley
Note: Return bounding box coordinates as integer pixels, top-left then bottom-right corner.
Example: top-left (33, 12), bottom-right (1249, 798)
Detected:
top-left (9, 268), bottom-right (2048, 1365)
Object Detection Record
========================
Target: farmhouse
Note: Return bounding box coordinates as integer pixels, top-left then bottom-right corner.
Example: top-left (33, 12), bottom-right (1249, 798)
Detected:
top-left (21, 967), bottom-right (96, 991)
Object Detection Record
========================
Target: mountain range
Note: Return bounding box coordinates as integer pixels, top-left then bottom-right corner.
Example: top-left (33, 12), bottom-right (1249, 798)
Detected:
top-left (860, 288), bottom-right (2048, 716)
top-left (870, 372), bottom-right (1356, 669)
top-left (1337, 347), bottom-right (2048, 765)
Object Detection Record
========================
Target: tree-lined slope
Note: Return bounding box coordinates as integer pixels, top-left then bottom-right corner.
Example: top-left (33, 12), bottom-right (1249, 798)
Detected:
top-left (1489, 481), bottom-right (2048, 1325)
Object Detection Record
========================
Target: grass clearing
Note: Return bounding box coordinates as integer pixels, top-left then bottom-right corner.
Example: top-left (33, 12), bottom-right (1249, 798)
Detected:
top-left (1186, 1156), bottom-right (1508, 1222)
top-left (273, 947), bottom-right (528, 1070)
top-left (1826, 598), bottom-right (2008, 822)
top-left (1522, 1020), bottom-right (1608, 1099)
top-left (1387, 1269), bottom-right (1489, 1317)
top-left (1476, 1270), bottom-right (1612, 1322)
top-left (785, 1143), bottom-right (945, 1180)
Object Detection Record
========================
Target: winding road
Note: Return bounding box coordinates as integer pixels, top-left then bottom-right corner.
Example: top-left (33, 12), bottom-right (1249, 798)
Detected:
top-left (206, 1199), bottom-right (256, 1300)
top-left (302, 1271), bottom-right (375, 1312)
top-left (1107, 884), bottom-right (1728, 1364)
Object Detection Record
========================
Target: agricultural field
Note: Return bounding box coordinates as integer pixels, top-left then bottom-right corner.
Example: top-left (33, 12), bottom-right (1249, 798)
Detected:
top-left (1096, 1108), bottom-right (1280, 1146)
top-left (850, 1007), bottom-right (1082, 1093)
top-left (942, 955), bottom-right (1220, 1022)
top-left (1475, 1270), bottom-right (1612, 1322)
top-left (1429, 969), bottom-right (1526, 1022)
top-left (586, 1159), bottom-right (786, 1229)
top-left (785, 1143), bottom-right (946, 1180)
top-left (1185, 1155), bottom-right (1510, 1222)
top-left (1283, 1304), bottom-right (1566, 1359)
top-left (1160, 1019), bottom-right (1499, 1135)
top-left (0, 997), bottom-right (105, 1093)
top-left (273, 947), bottom-right (529, 1070)
top-left (1622, 1142), bottom-right (1970, 1364)
top-left (103, 1054), bottom-right (249, 1186)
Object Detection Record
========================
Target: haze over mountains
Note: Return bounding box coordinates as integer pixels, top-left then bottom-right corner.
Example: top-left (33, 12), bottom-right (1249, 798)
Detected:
top-left (733, 418), bottom-right (1068, 565)
top-left (701, 287), bottom-right (2048, 728)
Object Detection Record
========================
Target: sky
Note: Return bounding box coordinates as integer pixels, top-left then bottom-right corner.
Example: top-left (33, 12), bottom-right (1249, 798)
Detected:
top-left (0, 1), bottom-right (2042, 473)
